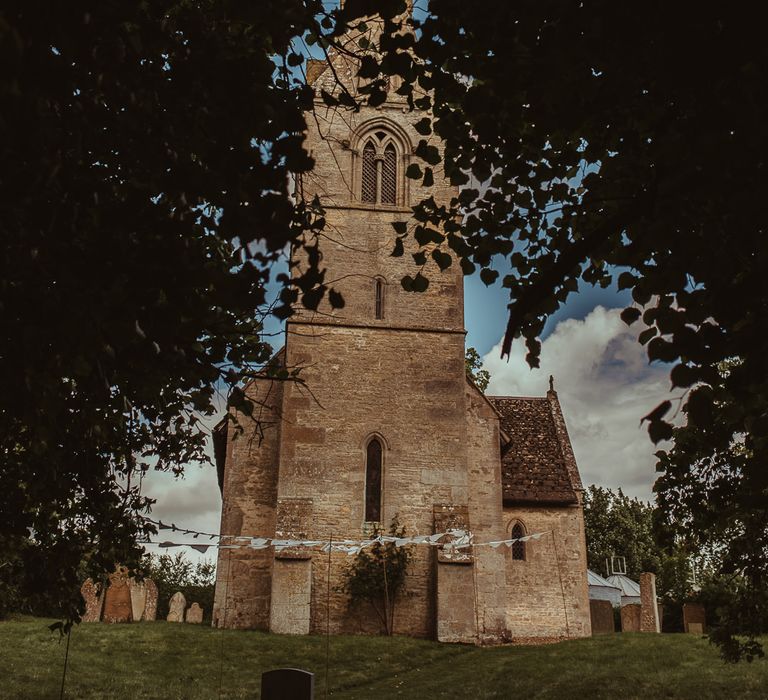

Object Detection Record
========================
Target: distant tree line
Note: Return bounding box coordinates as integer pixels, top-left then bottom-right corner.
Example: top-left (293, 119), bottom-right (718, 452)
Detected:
top-left (143, 553), bottom-right (216, 622)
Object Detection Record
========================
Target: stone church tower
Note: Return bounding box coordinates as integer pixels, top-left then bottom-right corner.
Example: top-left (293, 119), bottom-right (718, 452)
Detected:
top-left (212, 14), bottom-right (591, 643)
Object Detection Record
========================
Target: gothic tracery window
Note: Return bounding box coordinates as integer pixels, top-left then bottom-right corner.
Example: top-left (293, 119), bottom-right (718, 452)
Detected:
top-left (511, 522), bottom-right (526, 561)
top-left (365, 437), bottom-right (383, 523)
top-left (358, 131), bottom-right (399, 206)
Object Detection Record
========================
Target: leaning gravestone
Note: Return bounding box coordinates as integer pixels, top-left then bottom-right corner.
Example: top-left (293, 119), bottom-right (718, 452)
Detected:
top-left (129, 578), bottom-right (148, 622)
top-left (80, 578), bottom-right (103, 622)
top-left (142, 578), bottom-right (158, 621)
top-left (261, 669), bottom-right (314, 700)
top-left (167, 592), bottom-right (186, 623)
top-left (589, 599), bottom-right (615, 634)
top-left (186, 603), bottom-right (203, 624)
top-left (103, 566), bottom-right (133, 623)
top-left (620, 603), bottom-right (641, 632)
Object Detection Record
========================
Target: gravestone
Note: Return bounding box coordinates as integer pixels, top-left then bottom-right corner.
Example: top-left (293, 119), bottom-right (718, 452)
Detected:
top-left (683, 603), bottom-right (706, 633)
top-left (639, 572), bottom-right (660, 632)
top-left (129, 578), bottom-right (148, 622)
top-left (186, 603), bottom-right (203, 624)
top-left (142, 578), bottom-right (158, 621)
top-left (103, 566), bottom-right (133, 623)
top-left (261, 668), bottom-right (314, 700)
top-left (80, 578), bottom-right (103, 622)
top-left (167, 592), bottom-right (186, 623)
top-left (620, 603), bottom-right (641, 632)
top-left (589, 599), bottom-right (615, 634)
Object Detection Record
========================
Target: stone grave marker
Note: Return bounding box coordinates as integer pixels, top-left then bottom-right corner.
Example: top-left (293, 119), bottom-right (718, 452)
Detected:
top-left (142, 578), bottom-right (158, 621)
top-left (129, 578), bottom-right (148, 622)
top-left (80, 578), bottom-right (103, 622)
top-left (639, 572), bottom-right (660, 632)
top-left (103, 566), bottom-right (133, 623)
top-left (186, 603), bottom-right (203, 624)
top-left (261, 668), bottom-right (314, 700)
top-left (167, 592), bottom-right (186, 622)
top-left (683, 603), bottom-right (706, 633)
top-left (620, 603), bottom-right (641, 632)
top-left (589, 599), bottom-right (615, 634)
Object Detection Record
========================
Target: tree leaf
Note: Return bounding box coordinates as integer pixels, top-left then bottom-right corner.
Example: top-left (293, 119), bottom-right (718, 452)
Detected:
top-left (328, 288), bottom-right (345, 309)
top-left (414, 117), bottom-right (432, 135)
top-left (640, 400), bottom-right (672, 425)
top-left (621, 307), bottom-right (642, 325)
top-left (432, 249), bottom-right (453, 270)
top-left (411, 272), bottom-right (430, 292)
top-left (405, 163), bottom-right (422, 179)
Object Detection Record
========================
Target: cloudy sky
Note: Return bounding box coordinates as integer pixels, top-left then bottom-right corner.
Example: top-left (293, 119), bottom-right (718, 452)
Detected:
top-left (142, 272), bottom-right (674, 561)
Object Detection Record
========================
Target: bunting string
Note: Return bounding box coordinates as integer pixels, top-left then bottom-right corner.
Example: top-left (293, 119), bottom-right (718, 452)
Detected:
top-left (142, 517), bottom-right (547, 556)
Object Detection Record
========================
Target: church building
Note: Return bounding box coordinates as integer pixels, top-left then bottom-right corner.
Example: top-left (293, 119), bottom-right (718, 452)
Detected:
top-left (212, 14), bottom-right (591, 643)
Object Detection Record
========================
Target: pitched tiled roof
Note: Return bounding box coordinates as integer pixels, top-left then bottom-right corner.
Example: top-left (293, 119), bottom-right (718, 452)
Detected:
top-left (488, 393), bottom-right (581, 505)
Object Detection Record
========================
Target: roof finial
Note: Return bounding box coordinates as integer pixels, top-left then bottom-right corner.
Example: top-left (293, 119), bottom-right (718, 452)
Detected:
top-left (549, 375), bottom-right (555, 393)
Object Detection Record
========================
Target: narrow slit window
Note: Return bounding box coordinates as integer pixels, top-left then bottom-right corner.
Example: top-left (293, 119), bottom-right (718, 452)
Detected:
top-left (365, 438), bottom-right (383, 522)
top-left (511, 523), bottom-right (526, 561)
top-left (374, 278), bottom-right (384, 320)
top-left (381, 143), bottom-right (397, 204)
top-left (361, 141), bottom-right (377, 203)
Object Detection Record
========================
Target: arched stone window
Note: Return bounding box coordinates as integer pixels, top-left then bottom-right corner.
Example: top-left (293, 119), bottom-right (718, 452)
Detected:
top-left (365, 437), bottom-right (383, 523)
top-left (510, 521), bottom-right (526, 561)
top-left (374, 277), bottom-right (385, 320)
top-left (352, 121), bottom-right (410, 207)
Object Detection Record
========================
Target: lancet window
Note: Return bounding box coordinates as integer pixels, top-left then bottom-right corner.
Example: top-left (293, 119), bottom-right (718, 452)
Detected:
top-left (511, 522), bottom-right (526, 561)
top-left (374, 278), bottom-right (385, 320)
top-left (365, 437), bottom-right (383, 523)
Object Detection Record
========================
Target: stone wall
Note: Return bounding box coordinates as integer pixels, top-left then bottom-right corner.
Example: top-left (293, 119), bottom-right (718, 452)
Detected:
top-left (212, 376), bottom-right (283, 629)
top-left (502, 500), bottom-right (592, 640)
top-left (293, 75), bottom-right (462, 333)
top-left (465, 385), bottom-right (507, 641)
top-left (274, 323), bottom-right (468, 638)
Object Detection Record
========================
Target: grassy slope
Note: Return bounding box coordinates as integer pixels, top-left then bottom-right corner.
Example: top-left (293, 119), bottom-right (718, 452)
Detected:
top-left (1, 617), bottom-right (767, 699)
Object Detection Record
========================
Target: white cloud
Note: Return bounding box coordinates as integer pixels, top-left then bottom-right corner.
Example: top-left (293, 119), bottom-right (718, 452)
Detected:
top-left (139, 394), bottom-right (227, 564)
top-left (140, 464), bottom-right (222, 564)
top-left (482, 306), bottom-right (673, 500)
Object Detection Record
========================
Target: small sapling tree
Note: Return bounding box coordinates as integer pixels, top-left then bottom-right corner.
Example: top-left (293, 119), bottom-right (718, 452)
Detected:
top-left (338, 516), bottom-right (412, 636)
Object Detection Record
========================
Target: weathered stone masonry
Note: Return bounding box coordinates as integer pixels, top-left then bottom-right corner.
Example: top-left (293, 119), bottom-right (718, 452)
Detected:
top-left (212, 18), bottom-right (591, 643)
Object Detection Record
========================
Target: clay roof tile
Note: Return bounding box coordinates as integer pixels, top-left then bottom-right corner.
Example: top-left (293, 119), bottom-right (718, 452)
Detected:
top-left (487, 394), bottom-right (580, 505)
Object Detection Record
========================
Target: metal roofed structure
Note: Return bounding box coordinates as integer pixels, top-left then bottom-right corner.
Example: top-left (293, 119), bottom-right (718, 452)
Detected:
top-left (607, 573), bottom-right (641, 606)
top-left (588, 570), bottom-right (622, 606)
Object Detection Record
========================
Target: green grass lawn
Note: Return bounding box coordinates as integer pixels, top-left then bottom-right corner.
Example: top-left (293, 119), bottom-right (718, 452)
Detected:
top-left (1, 617), bottom-right (767, 699)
